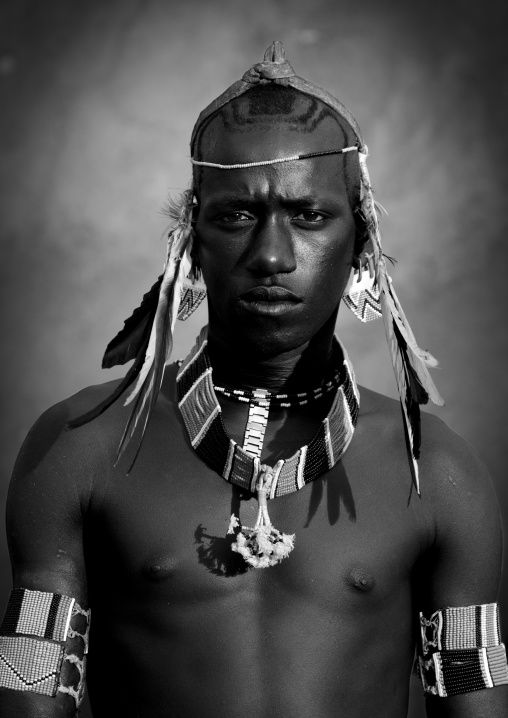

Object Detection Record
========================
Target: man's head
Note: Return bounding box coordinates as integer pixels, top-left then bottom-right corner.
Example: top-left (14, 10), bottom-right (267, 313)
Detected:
top-left (192, 84), bottom-right (361, 356)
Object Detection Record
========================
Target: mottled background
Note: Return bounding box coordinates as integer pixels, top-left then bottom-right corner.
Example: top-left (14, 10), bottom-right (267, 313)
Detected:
top-left (1, 1), bottom-right (507, 716)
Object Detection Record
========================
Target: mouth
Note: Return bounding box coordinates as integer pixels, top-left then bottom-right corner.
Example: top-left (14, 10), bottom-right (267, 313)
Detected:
top-left (239, 286), bottom-right (303, 316)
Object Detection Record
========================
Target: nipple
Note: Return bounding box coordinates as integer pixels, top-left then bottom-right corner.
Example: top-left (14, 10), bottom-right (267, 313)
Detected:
top-left (143, 557), bottom-right (177, 581)
top-left (347, 567), bottom-right (376, 593)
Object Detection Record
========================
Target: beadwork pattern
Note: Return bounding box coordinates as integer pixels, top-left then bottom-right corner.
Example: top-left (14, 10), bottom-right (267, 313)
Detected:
top-left (214, 368), bottom-right (342, 408)
top-left (0, 636), bottom-right (63, 695)
top-left (57, 601), bottom-right (91, 707)
top-left (177, 283), bottom-right (207, 321)
top-left (343, 285), bottom-right (382, 322)
top-left (0, 589), bottom-right (91, 707)
top-left (342, 267), bottom-right (382, 323)
top-left (0, 588), bottom-right (75, 642)
top-left (190, 146), bottom-right (358, 170)
top-left (177, 327), bottom-right (359, 498)
top-left (418, 603), bottom-right (508, 697)
top-left (242, 391), bottom-right (270, 459)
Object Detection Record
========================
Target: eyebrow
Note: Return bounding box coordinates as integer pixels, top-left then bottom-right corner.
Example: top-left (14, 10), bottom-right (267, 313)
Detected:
top-left (202, 193), bottom-right (335, 211)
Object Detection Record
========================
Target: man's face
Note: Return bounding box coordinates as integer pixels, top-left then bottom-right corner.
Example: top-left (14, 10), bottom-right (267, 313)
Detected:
top-left (195, 117), bottom-right (356, 357)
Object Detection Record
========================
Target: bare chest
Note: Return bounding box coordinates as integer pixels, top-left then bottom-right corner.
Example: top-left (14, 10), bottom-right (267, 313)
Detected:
top-left (87, 435), bottom-right (430, 619)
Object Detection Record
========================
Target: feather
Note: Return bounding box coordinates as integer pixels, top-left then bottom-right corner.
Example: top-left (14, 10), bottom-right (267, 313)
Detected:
top-left (66, 187), bottom-right (195, 444)
top-left (357, 150), bottom-right (443, 493)
top-left (102, 275), bottom-right (163, 368)
top-left (160, 193), bottom-right (192, 223)
top-left (379, 285), bottom-right (422, 493)
top-left (66, 344), bottom-right (149, 429)
top-left (116, 265), bottom-right (178, 462)
top-left (115, 188), bottom-right (195, 464)
top-left (379, 269), bottom-right (443, 405)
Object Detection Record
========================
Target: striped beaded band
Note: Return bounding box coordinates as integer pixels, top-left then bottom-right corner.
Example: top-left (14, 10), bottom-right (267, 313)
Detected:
top-left (418, 603), bottom-right (508, 697)
top-left (242, 391), bottom-right (270, 459)
top-left (214, 368), bottom-right (342, 408)
top-left (190, 146), bottom-right (359, 170)
top-left (0, 589), bottom-right (91, 706)
top-left (0, 588), bottom-right (75, 642)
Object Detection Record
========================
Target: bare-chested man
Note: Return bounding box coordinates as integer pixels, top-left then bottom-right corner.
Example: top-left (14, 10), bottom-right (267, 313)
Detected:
top-left (1, 42), bottom-right (507, 718)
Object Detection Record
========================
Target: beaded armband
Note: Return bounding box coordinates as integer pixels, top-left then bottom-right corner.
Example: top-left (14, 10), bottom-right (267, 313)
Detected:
top-left (418, 603), bottom-right (508, 697)
top-left (0, 588), bottom-right (90, 708)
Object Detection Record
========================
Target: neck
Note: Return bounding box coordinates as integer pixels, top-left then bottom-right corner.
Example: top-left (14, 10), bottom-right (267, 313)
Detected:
top-left (207, 316), bottom-right (340, 393)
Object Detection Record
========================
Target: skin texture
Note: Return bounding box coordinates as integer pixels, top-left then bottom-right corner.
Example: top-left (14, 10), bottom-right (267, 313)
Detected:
top-left (1, 113), bottom-right (507, 718)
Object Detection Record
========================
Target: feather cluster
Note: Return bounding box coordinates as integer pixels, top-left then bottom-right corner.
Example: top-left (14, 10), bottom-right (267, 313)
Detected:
top-left (68, 187), bottom-right (196, 468)
top-left (67, 275), bottom-right (164, 429)
top-left (358, 150), bottom-right (444, 493)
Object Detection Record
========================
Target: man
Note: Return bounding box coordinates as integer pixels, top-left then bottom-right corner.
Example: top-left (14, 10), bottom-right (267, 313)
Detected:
top-left (1, 42), bottom-right (506, 717)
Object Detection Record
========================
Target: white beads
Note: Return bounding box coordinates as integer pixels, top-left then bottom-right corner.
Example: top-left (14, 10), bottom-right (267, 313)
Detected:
top-left (190, 146), bottom-right (358, 170)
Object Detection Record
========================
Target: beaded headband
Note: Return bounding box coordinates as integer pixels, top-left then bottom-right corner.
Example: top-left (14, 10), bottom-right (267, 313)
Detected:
top-left (190, 146), bottom-right (359, 170)
top-left (69, 41), bottom-right (443, 493)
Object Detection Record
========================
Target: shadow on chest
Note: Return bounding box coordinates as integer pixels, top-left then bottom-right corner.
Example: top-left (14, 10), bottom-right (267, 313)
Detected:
top-left (89, 459), bottom-right (419, 614)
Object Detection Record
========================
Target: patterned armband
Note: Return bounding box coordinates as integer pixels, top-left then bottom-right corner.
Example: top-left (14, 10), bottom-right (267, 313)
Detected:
top-left (417, 603), bottom-right (508, 697)
top-left (0, 588), bottom-right (90, 708)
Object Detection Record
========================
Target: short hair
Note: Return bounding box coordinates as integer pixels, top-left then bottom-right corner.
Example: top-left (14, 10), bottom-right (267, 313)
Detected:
top-left (193, 84), bottom-right (360, 204)
top-left (192, 84), bottom-right (365, 252)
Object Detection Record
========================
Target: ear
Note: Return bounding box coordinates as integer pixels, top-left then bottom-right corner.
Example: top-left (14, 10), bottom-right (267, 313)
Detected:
top-left (352, 205), bottom-right (367, 259)
top-left (353, 226), bottom-right (374, 266)
top-left (191, 200), bottom-right (200, 224)
top-left (190, 195), bottom-right (201, 262)
top-left (190, 228), bottom-right (201, 263)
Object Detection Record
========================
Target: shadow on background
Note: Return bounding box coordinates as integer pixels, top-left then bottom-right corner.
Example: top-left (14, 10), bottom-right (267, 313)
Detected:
top-left (1, 1), bottom-right (508, 716)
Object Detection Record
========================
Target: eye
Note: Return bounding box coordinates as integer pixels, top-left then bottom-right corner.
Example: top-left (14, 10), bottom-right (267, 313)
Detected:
top-left (217, 211), bottom-right (253, 223)
top-left (293, 210), bottom-right (326, 223)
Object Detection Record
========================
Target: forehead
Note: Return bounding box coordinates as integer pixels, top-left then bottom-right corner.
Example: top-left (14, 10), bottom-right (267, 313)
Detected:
top-left (198, 118), bottom-right (351, 202)
top-left (201, 115), bottom-right (345, 165)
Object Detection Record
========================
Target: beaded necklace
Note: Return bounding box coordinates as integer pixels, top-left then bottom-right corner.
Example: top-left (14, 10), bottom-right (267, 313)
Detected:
top-left (214, 369), bottom-right (343, 461)
top-left (177, 327), bottom-right (359, 568)
top-left (213, 368), bottom-right (342, 408)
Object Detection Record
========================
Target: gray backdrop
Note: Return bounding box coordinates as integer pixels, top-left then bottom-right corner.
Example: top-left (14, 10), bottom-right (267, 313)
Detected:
top-left (1, 1), bottom-right (507, 716)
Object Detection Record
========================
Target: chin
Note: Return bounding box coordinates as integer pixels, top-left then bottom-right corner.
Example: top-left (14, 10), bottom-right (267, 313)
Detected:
top-left (227, 318), bottom-right (331, 358)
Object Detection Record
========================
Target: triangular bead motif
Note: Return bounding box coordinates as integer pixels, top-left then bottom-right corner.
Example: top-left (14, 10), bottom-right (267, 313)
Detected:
top-left (343, 267), bottom-right (382, 323)
top-left (177, 283), bottom-right (207, 321)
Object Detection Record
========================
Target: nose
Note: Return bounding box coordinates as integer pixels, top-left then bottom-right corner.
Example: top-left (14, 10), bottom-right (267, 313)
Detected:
top-left (244, 216), bottom-right (297, 277)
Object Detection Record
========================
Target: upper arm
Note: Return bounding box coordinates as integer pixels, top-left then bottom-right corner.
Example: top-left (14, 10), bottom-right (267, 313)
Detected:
top-left (416, 416), bottom-right (508, 717)
top-left (6, 400), bottom-right (93, 604)
top-left (419, 418), bottom-right (502, 612)
top-left (1, 394), bottom-right (105, 716)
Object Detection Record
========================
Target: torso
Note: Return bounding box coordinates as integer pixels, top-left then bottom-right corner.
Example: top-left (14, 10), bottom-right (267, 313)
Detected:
top-left (81, 364), bottom-right (434, 718)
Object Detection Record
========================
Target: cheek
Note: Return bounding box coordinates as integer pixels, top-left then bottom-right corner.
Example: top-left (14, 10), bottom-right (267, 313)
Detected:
top-left (301, 228), bottom-right (355, 296)
top-left (317, 259), bottom-right (351, 309)
top-left (195, 235), bottom-right (238, 304)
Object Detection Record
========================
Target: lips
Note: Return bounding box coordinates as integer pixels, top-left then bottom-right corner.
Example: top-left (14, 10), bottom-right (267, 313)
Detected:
top-left (239, 286), bottom-right (302, 316)
top-left (240, 286), bottom-right (302, 303)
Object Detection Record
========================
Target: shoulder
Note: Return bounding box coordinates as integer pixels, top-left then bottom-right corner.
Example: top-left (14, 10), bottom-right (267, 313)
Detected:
top-left (20, 379), bottom-right (128, 462)
top-left (357, 385), bottom-right (500, 528)
top-left (355, 385), bottom-right (409, 455)
top-left (45, 361), bottom-right (182, 477)
top-left (10, 375), bottom-right (149, 511)
top-left (417, 410), bottom-right (501, 543)
top-left (358, 387), bottom-right (502, 606)
top-left (358, 385), bottom-right (493, 489)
